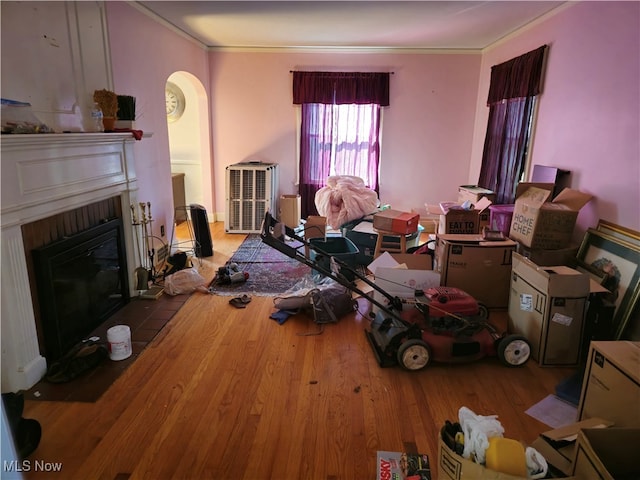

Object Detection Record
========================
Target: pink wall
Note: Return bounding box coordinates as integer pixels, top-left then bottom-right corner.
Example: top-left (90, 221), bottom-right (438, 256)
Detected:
top-left (208, 51), bottom-right (480, 215)
top-left (107, 1), bottom-right (639, 237)
top-left (106, 2), bottom-right (210, 240)
top-left (470, 2), bottom-right (640, 235)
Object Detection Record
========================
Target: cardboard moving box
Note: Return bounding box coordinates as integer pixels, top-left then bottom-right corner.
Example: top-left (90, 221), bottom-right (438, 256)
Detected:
top-left (577, 341), bottom-right (640, 428)
top-left (530, 417), bottom-right (613, 477)
top-left (515, 242), bottom-right (579, 267)
top-left (508, 253), bottom-right (589, 366)
top-left (435, 234), bottom-right (516, 308)
top-left (438, 436), bottom-right (527, 480)
top-left (509, 187), bottom-right (592, 250)
top-left (279, 194), bottom-right (301, 228)
top-left (370, 252), bottom-right (440, 314)
top-left (437, 197), bottom-right (493, 235)
top-left (514, 182), bottom-right (555, 199)
top-left (414, 206), bottom-right (439, 234)
top-left (572, 428), bottom-right (640, 479)
top-left (373, 209), bottom-right (420, 234)
top-left (458, 185), bottom-right (496, 205)
top-left (303, 215), bottom-right (326, 257)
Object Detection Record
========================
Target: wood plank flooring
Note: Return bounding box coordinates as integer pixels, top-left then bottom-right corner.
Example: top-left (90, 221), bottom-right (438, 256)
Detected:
top-left (21, 222), bottom-right (575, 479)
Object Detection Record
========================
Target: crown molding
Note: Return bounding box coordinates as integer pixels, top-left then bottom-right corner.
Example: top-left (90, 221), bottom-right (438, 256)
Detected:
top-left (206, 45), bottom-right (482, 55)
top-left (129, 1), bottom-right (209, 50)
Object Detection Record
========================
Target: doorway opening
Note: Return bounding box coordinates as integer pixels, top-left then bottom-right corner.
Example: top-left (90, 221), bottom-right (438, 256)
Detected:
top-left (165, 72), bottom-right (213, 237)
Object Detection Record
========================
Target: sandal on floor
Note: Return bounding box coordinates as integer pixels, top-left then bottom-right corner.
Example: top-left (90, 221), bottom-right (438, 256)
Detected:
top-left (239, 294), bottom-right (252, 304)
top-left (229, 297), bottom-right (247, 308)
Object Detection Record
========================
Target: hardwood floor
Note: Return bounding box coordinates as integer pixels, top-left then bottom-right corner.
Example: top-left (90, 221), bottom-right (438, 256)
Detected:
top-left (21, 222), bottom-right (575, 479)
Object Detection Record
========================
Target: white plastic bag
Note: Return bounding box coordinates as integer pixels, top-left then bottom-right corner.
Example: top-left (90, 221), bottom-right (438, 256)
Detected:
top-left (526, 446), bottom-right (548, 479)
top-left (164, 267), bottom-right (207, 295)
top-left (458, 406), bottom-right (505, 464)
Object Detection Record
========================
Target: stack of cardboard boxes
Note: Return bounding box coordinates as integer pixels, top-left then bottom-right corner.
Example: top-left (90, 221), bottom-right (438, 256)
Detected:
top-left (438, 341), bottom-right (640, 479)
top-left (428, 186), bottom-right (513, 309)
top-left (334, 186), bottom-right (635, 478)
top-left (426, 183), bottom-right (600, 367)
top-left (428, 185), bottom-right (496, 236)
top-left (303, 188), bottom-right (636, 479)
top-left (430, 185), bottom-right (640, 478)
top-left (530, 341), bottom-right (640, 478)
top-left (506, 185), bottom-right (596, 367)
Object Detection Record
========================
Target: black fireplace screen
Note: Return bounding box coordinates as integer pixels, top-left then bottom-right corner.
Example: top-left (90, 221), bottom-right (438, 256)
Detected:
top-left (32, 218), bottom-right (130, 361)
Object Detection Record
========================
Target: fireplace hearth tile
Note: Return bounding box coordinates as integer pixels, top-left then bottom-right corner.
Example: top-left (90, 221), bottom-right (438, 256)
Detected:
top-left (131, 328), bottom-right (160, 343)
top-left (143, 317), bottom-right (172, 330)
top-left (23, 293), bottom-right (190, 403)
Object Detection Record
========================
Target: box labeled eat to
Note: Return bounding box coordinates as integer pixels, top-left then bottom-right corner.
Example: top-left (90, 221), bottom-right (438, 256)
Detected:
top-left (373, 209), bottom-right (419, 235)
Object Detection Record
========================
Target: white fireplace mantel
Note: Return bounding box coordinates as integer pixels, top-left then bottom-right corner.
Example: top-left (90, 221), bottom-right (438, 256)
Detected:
top-left (1, 133), bottom-right (145, 393)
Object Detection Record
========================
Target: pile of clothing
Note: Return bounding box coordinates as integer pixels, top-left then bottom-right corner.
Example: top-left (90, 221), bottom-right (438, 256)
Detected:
top-left (315, 175), bottom-right (379, 229)
top-left (212, 263), bottom-right (249, 285)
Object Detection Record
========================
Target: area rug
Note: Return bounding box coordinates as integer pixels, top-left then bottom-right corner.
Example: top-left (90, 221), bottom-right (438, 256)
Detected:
top-left (209, 234), bottom-right (311, 296)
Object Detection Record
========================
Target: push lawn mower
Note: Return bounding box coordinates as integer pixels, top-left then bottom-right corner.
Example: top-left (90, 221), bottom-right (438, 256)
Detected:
top-left (261, 212), bottom-right (530, 371)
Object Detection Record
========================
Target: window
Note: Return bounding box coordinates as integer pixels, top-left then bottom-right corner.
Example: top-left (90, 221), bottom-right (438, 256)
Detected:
top-left (293, 71), bottom-right (389, 217)
top-left (480, 96), bottom-right (537, 203)
top-left (478, 46), bottom-right (547, 204)
top-left (302, 103), bottom-right (380, 186)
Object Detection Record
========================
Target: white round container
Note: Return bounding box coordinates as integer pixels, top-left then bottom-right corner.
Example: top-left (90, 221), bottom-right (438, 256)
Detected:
top-left (107, 325), bottom-right (132, 361)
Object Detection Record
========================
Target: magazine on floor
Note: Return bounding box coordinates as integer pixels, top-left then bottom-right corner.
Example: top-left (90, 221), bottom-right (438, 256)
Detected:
top-left (376, 451), bottom-right (431, 480)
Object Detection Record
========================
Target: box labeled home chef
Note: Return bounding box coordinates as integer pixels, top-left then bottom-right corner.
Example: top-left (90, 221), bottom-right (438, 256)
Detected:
top-left (434, 234), bottom-right (516, 308)
top-left (373, 209), bottom-right (419, 235)
top-left (509, 187), bottom-right (592, 250)
top-left (514, 182), bottom-right (555, 199)
top-left (508, 253), bottom-right (589, 366)
top-left (577, 341), bottom-right (640, 427)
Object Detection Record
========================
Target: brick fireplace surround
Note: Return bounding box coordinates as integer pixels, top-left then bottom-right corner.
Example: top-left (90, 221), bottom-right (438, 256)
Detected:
top-left (1, 133), bottom-right (143, 393)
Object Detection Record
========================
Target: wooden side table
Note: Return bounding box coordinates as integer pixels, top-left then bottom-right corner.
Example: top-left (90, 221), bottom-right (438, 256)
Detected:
top-left (373, 228), bottom-right (407, 257)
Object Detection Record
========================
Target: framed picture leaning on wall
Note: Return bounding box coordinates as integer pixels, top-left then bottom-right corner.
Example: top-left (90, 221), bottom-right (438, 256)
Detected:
top-left (596, 219), bottom-right (640, 249)
top-left (577, 226), bottom-right (640, 339)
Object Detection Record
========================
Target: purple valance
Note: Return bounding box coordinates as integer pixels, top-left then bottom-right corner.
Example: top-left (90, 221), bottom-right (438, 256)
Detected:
top-left (293, 71), bottom-right (390, 106)
top-left (487, 45), bottom-right (547, 104)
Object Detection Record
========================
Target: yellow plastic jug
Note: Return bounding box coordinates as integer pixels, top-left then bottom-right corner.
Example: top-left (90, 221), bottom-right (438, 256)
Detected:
top-left (485, 436), bottom-right (527, 477)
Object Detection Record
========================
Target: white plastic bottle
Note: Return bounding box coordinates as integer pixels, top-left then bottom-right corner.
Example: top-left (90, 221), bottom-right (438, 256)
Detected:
top-left (90, 103), bottom-right (104, 132)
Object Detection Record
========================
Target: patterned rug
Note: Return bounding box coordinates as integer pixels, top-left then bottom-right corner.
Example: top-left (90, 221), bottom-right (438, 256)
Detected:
top-left (209, 234), bottom-right (311, 296)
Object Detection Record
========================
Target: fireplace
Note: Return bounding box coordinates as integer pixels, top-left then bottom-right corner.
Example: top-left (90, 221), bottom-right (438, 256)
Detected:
top-left (32, 218), bottom-right (130, 361)
top-left (1, 133), bottom-right (144, 393)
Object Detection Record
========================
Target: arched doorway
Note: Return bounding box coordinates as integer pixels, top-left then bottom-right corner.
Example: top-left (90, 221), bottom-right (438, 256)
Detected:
top-left (165, 72), bottom-right (213, 220)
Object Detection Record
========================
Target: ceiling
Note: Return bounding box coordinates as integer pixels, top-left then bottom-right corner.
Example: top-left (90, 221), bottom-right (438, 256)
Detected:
top-left (135, 1), bottom-right (566, 51)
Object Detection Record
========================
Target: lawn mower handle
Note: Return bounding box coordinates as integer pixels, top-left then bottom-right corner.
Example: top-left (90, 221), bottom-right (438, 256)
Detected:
top-left (260, 211), bottom-right (408, 325)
